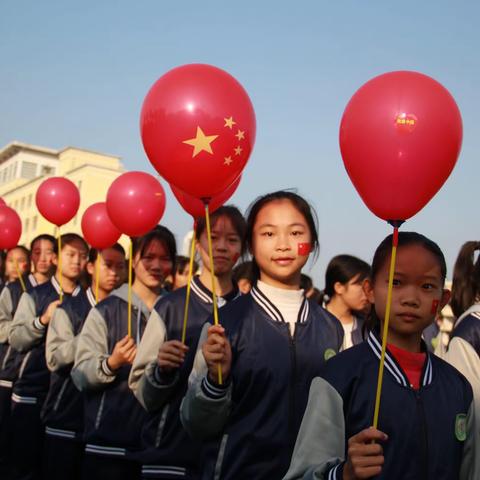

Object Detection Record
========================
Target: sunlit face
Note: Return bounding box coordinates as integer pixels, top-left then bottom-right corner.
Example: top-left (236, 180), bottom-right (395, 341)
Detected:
top-left (369, 244), bottom-right (449, 339)
top-left (133, 239), bottom-right (173, 289)
top-left (335, 274), bottom-right (370, 312)
top-left (197, 215), bottom-right (242, 277)
top-left (5, 248), bottom-right (29, 282)
top-left (31, 239), bottom-right (55, 275)
top-left (252, 199), bottom-right (312, 289)
top-left (54, 240), bottom-right (88, 281)
top-left (88, 248), bottom-right (126, 293)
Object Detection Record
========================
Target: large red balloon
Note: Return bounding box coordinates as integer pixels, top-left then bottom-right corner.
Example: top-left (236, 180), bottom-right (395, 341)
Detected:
top-left (340, 71), bottom-right (462, 221)
top-left (81, 202), bottom-right (122, 249)
top-left (0, 198), bottom-right (6, 207)
top-left (36, 177), bottom-right (80, 226)
top-left (106, 172), bottom-right (166, 237)
top-left (141, 64), bottom-right (256, 199)
top-left (0, 206), bottom-right (22, 249)
top-left (171, 176), bottom-right (241, 219)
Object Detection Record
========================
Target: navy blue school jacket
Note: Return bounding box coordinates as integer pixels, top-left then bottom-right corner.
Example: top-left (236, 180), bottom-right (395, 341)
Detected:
top-left (284, 329), bottom-right (476, 480)
top-left (181, 284), bottom-right (344, 480)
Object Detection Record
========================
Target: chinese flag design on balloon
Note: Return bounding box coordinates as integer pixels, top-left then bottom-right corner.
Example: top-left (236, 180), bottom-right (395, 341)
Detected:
top-left (141, 64), bottom-right (256, 200)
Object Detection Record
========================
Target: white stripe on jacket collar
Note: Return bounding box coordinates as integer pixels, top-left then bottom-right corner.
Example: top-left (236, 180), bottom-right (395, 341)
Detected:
top-left (86, 288), bottom-right (97, 307)
top-left (251, 284), bottom-right (309, 324)
top-left (51, 276), bottom-right (81, 297)
top-left (367, 331), bottom-right (433, 388)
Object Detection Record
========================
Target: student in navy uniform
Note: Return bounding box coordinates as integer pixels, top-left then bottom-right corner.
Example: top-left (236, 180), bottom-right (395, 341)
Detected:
top-left (181, 191), bottom-right (344, 480)
top-left (444, 241), bottom-right (480, 453)
top-left (72, 226), bottom-right (176, 480)
top-left (129, 206), bottom-right (246, 479)
top-left (43, 243), bottom-right (126, 480)
top-left (0, 234), bottom-right (56, 476)
top-left (8, 233), bottom-right (88, 480)
top-left (284, 232), bottom-right (478, 480)
top-left (323, 254), bottom-right (371, 349)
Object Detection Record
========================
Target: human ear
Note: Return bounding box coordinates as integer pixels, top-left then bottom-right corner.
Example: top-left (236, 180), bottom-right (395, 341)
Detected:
top-left (333, 281), bottom-right (345, 295)
top-left (364, 279), bottom-right (375, 303)
top-left (439, 289), bottom-right (451, 310)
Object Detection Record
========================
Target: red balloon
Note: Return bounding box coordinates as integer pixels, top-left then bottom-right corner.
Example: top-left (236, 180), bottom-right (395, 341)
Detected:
top-left (171, 175), bottom-right (241, 218)
top-left (141, 64), bottom-right (256, 199)
top-left (106, 171), bottom-right (166, 237)
top-left (81, 202), bottom-right (122, 249)
top-left (36, 177), bottom-right (80, 226)
top-left (0, 198), bottom-right (6, 207)
top-left (0, 206), bottom-right (22, 249)
top-left (339, 71), bottom-right (462, 221)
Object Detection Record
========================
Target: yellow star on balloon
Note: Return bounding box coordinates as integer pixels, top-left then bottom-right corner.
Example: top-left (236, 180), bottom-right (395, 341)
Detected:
top-left (224, 156), bottom-right (233, 166)
top-left (234, 146), bottom-right (243, 156)
top-left (235, 130), bottom-right (245, 140)
top-left (224, 116), bottom-right (236, 129)
top-left (183, 127), bottom-right (219, 157)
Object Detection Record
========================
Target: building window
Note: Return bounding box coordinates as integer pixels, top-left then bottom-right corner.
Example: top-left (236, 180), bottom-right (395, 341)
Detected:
top-left (21, 161), bottom-right (37, 179)
top-left (41, 165), bottom-right (54, 176)
top-left (14, 200), bottom-right (18, 209)
top-left (28, 194), bottom-right (33, 208)
top-left (20, 197), bottom-right (25, 210)
top-left (77, 180), bottom-right (82, 192)
top-left (25, 218), bottom-right (30, 233)
top-left (32, 216), bottom-right (38, 231)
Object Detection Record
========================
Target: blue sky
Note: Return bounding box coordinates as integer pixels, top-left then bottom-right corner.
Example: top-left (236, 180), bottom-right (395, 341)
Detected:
top-left (1, 1), bottom-right (478, 285)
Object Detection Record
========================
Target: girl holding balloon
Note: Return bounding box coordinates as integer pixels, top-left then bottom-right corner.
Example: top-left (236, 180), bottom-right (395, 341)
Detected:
top-left (284, 232), bottom-right (476, 480)
top-left (129, 205), bottom-right (245, 479)
top-left (42, 244), bottom-right (126, 480)
top-left (72, 226), bottom-right (176, 480)
top-left (180, 191), bottom-right (344, 480)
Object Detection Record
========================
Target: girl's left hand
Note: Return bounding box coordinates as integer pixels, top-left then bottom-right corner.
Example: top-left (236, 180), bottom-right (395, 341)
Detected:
top-left (202, 325), bottom-right (232, 383)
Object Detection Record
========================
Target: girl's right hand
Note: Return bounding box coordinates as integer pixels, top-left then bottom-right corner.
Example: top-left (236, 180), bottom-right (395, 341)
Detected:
top-left (202, 325), bottom-right (232, 383)
top-left (158, 340), bottom-right (189, 372)
top-left (343, 428), bottom-right (387, 480)
top-left (107, 335), bottom-right (137, 371)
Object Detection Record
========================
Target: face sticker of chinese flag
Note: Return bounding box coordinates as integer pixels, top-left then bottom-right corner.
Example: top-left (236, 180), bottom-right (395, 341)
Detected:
top-left (431, 299), bottom-right (440, 314)
top-left (297, 243), bottom-right (311, 256)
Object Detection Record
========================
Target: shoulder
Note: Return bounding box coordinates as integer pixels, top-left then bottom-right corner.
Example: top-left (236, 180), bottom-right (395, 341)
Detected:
top-left (95, 295), bottom-right (125, 317)
top-left (431, 354), bottom-right (473, 399)
top-left (154, 287), bottom-right (186, 311)
top-left (452, 313), bottom-right (480, 341)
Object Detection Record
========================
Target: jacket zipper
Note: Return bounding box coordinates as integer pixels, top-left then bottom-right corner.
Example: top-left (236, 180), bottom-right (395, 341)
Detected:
top-left (95, 391), bottom-right (106, 429)
top-left (415, 389), bottom-right (429, 479)
top-left (1, 345), bottom-right (11, 370)
top-left (154, 403), bottom-right (170, 448)
top-left (18, 351), bottom-right (31, 380)
top-left (288, 324), bottom-right (297, 448)
top-left (53, 377), bottom-right (69, 412)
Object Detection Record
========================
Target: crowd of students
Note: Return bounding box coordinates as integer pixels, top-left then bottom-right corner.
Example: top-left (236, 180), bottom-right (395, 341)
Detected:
top-left (0, 190), bottom-right (479, 479)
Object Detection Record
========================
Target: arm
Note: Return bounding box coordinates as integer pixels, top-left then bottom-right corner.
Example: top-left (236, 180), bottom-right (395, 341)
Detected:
top-left (180, 323), bottom-right (232, 441)
top-left (128, 309), bottom-right (177, 412)
top-left (0, 288), bottom-right (13, 343)
top-left (283, 377), bottom-right (346, 480)
top-left (46, 307), bottom-right (78, 372)
top-left (8, 293), bottom-right (44, 352)
top-left (71, 308), bottom-right (116, 391)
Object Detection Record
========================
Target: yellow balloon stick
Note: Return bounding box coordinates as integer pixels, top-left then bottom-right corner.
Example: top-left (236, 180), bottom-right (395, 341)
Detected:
top-left (14, 259), bottom-right (26, 293)
top-left (372, 226), bottom-right (399, 429)
top-left (127, 240), bottom-right (133, 338)
top-left (204, 202), bottom-right (222, 385)
top-left (57, 229), bottom-right (63, 303)
top-left (95, 251), bottom-right (101, 303)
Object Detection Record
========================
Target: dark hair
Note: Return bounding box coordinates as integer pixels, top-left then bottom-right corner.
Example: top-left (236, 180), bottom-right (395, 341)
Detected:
top-left (324, 255), bottom-right (371, 301)
top-left (195, 205), bottom-right (247, 255)
top-left (30, 234), bottom-right (56, 251)
top-left (300, 274), bottom-right (314, 292)
top-left (88, 243), bottom-right (126, 263)
top-left (232, 261), bottom-right (255, 284)
top-left (54, 233), bottom-right (89, 255)
top-left (245, 190), bottom-right (319, 280)
top-left (131, 225), bottom-right (177, 267)
top-left (451, 241), bottom-right (480, 319)
top-left (366, 231), bottom-right (446, 332)
top-left (174, 255), bottom-right (198, 276)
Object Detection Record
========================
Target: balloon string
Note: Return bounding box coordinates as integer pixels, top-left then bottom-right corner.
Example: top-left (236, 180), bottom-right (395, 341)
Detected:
top-left (181, 228), bottom-right (197, 345)
top-left (14, 259), bottom-right (26, 293)
top-left (205, 203), bottom-right (222, 385)
top-left (372, 226), bottom-right (399, 430)
top-left (57, 230), bottom-right (63, 302)
top-left (95, 251), bottom-right (101, 303)
top-left (127, 240), bottom-right (133, 338)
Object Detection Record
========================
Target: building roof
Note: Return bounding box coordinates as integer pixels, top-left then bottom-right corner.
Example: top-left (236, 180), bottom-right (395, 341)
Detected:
top-left (0, 141), bottom-right (58, 165)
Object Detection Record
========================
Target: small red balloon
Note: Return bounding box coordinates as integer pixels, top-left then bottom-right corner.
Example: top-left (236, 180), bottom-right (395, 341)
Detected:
top-left (36, 177), bottom-right (80, 226)
top-left (339, 71), bottom-right (462, 221)
top-left (81, 202), bottom-right (122, 249)
top-left (171, 176), bottom-right (241, 219)
top-left (106, 171), bottom-right (166, 237)
top-left (0, 206), bottom-right (22, 249)
top-left (141, 64), bottom-right (256, 199)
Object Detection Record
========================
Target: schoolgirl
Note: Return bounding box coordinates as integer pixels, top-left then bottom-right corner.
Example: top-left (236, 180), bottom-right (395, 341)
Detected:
top-left (129, 205), bottom-right (245, 479)
top-left (284, 232), bottom-right (477, 480)
top-left (72, 226), bottom-right (176, 480)
top-left (323, 254), bottom-right (371, 349)
top-left (42, 244), bottom-right (126, 479)
top-left (180, 191), bottom-right (344, 480)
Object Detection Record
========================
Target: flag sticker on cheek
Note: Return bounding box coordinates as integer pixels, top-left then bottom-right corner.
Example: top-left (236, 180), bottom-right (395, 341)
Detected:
top-left (431, 299), bottom-right (440, 314)
top-left (232, 253), bottom-right (240, 263)
top-left (297, 243), bottom-right (311, 256)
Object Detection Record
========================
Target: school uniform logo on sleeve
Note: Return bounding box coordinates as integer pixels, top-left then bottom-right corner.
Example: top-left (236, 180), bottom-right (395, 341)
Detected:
top-left (324, 348), bottom-right (337, 361)
top-left (455, 414), bottom-right (467, 442)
